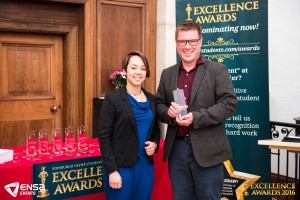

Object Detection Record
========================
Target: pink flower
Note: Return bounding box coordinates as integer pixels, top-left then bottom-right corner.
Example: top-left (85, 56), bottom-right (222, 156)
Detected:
top-left (109, 69), bottom-right (126, 90)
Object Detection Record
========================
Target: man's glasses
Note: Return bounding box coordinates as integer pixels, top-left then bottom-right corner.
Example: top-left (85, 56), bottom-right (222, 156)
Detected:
top-left (176, 39), bottom-right (200, 47)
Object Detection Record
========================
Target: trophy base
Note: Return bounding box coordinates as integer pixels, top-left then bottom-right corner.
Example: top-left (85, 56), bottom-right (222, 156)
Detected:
top-left (37, 189), bottom-right (49, 198)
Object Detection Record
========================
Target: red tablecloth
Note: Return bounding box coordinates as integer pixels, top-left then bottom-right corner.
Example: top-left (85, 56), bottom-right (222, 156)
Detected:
top-left (0, 139), bottom-right (172, 200)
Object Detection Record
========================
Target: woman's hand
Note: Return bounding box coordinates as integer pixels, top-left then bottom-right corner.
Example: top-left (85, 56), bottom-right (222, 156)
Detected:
top-left (145, 141), bottom-right (157, 156)
top-left (109, 171), bottom-right (122, 189)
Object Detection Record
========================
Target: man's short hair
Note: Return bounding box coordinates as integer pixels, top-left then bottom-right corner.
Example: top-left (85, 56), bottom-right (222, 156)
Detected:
top-left (175, 20), bottom-right (202, 40)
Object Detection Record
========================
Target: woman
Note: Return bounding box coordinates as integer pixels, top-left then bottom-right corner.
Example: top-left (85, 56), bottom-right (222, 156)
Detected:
top-left (99, 51), bottom-right (160, 200)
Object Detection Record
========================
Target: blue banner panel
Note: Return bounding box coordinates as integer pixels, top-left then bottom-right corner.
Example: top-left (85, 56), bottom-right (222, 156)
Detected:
top-left (176, 1), bottom-right (272, 199)
top-left (32, 156), bottom-right (104, 200)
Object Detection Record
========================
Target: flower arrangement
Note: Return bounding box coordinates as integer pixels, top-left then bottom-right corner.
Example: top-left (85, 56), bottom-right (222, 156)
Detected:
top-left (109, 69), bottom-right (126, 90)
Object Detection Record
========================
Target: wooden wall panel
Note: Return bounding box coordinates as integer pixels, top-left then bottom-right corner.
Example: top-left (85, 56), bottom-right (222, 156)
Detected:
top-left (83, 0), bottom-right (97, 140)
top-left (5, 45), bottom-right (51, 97)
top-left (0, 119), bottom-right (53, 147)
top-left (143, 0), bottom-right (156, 93)
top-left (96, 0), bottom-right (156, 96)
top-left (0, 0), bottom-right (80, 24)
top-left (98, 1), bottom-right (144, 95)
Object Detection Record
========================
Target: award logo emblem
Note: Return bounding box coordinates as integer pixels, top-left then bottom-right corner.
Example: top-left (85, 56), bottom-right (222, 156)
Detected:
top-left (186, 4), bottom-right (192, 20)
top-left (222, 160), bottom-right (260, 200)
top-left (37, 166), bottom-right (49, 198)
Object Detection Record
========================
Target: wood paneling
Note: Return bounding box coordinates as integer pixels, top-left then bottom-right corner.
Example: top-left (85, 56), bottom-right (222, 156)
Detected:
top-left (0, 1), bottom-right (81, 24)
top-left (0, 0), bottom-right (156, 146)
top-left (98, 1), bottom-right (143, 95)
top-left (97, 0), bottom-right (156, 96)
top-left (143, 0), bottom-right (157, 93)
top-left (83, 0), bottom-right (97, 135)
top-left (4, 44), bottom-right (51, 98)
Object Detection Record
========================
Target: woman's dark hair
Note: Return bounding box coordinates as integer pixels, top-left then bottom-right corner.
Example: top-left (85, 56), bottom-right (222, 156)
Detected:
top-left (122, 51), bottom-right (150, 78)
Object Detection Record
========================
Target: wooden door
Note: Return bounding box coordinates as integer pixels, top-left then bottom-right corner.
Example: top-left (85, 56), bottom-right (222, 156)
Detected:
top-left (0, 32), bottom-right (63, 147)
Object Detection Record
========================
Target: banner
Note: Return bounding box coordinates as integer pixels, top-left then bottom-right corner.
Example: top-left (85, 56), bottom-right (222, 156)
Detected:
top-left (176, 1), bottom-right (273, 199)
top-left (32, 156), bottom-right (104, 200)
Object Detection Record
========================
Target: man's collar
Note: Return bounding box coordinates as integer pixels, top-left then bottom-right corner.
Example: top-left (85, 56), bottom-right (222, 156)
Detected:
top-left (180, 56), bottom-right (205, 71)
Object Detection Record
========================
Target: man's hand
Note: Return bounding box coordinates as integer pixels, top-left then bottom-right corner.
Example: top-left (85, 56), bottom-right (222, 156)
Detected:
top-left (168, 102), bottom-right (188, 119)
top-left (176, 112), bottom-right (193, 126)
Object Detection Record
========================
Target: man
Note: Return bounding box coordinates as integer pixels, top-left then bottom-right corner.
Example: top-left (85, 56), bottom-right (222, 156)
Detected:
top-left (156, 20), bottom-right (238, 200)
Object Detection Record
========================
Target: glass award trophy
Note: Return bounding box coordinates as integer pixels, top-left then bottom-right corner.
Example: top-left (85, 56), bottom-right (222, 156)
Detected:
top-left (173, 88), bottom-right (188, 120)
top-left (39, 129), bottom-right (50, 156)
top-left (65, 127), bottom-right (76, 153)
top-left (78, 125), bottom-right (88, 152)
top-left (26, 130), bottom-right (38, 158)
top-left (52, 128), bottom-right (63, 155)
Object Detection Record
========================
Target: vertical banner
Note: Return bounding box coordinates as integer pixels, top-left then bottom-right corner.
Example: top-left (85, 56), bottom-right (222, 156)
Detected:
top-left (176, 1), bottom-right (271, 199)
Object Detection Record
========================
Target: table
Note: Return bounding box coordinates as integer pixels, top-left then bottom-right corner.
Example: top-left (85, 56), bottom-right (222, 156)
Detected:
top-left (258, 139), bottom-right (300, 152)
top-left (0, 139), bottom-right (172, 200)
top-left (258, 139), bottom-right (300, 199)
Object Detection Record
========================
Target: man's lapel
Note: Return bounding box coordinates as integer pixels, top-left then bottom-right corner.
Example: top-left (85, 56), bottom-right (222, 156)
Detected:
top-left (171, 64), bottom-right (180, 91)
top-left (189, 63), bottom-right (207, 107)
